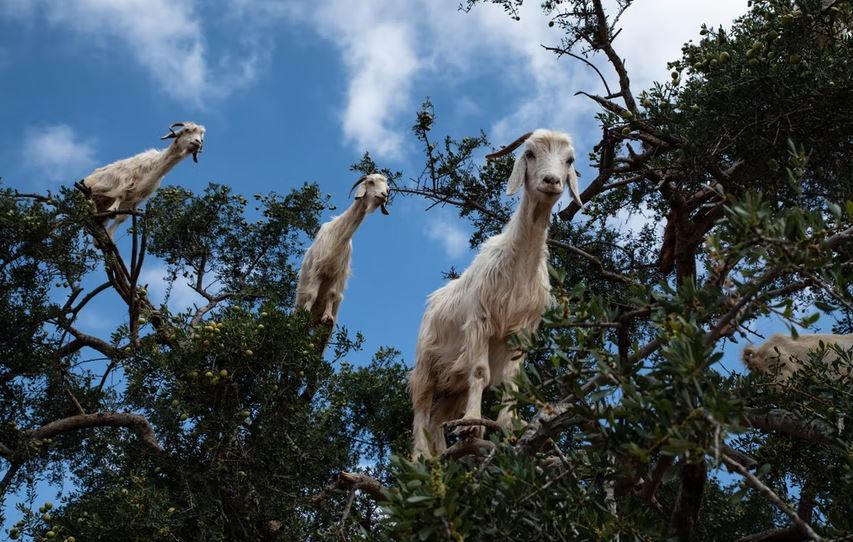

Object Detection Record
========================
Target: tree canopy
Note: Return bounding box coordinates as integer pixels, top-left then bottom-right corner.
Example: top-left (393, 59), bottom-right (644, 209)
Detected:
top-left (2, 0), bottom-right (852, 540)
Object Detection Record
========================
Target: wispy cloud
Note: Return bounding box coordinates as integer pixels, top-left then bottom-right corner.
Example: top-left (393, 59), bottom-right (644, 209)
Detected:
top-left (21, 124), bottom-right (97, 184)
top-left (310, 0), bottom-right (419, 159)
top-left (288, 0), bottom-right (746, 160)
top-left (616, 0), bottom-right (745, 92)
top-left (425, 213), bottom-right (470, 259)
top-left (7, 0), bottom-right (263, 107)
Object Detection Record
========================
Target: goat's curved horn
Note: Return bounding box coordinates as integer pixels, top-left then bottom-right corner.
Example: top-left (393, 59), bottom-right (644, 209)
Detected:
top-left (160, 128), bottom-right (178, 140)
top-left (485, 131), bottom-right (533, 160)
top-left (170, 122), bottom-right (185, 129)
top-left (348, 175), bottom-right (368, 198)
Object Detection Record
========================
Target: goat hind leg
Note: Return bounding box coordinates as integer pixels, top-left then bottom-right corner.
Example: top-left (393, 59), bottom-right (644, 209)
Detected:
top-left (411, 377), bottom-right (435, 459)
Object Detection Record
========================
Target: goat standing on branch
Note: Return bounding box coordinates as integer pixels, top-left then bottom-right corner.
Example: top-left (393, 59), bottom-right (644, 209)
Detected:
top-left (296, 174), bottom-right (390, 328)
top-left (410, 130), bottom-right (583, 458)
top-left (76, 122), bottom-right (205, 239)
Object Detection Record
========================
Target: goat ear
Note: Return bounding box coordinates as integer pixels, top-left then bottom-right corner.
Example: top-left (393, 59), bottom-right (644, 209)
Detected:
top-left (506, 153), bottom-right (526, 196)
top-left (349, 175), bottom-right (368, 199)
top-left (567, 167), bottom-right (583, 206)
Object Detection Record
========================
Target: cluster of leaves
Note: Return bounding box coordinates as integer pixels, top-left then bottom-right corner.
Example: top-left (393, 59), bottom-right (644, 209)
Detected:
top-left (0, 181), bottom-right (413, 541)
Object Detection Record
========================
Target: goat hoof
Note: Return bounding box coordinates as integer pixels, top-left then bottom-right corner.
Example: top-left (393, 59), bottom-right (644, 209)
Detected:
top-left (320, 315), bottom-right (334, 326)
top-left (452, 424), bottom-right (484, 441)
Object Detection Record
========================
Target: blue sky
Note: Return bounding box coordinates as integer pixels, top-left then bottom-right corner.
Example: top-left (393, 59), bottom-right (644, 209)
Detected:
top-left (4, 0), bottom-right (829, 526)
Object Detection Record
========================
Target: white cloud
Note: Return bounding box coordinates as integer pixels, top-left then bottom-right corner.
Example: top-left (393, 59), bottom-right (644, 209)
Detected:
top-left (425, 213), bottom-right (470, 259)
top-left (292, 0), bottom-right (749, 160)
top-left (21, 124), bottom-right (97, 184)
top-left (617, 0), bottom-right (746, 92)
top-left (13, 0), bottom-right (262, 107)
top-left (309, 0), bottom-right (420, 159)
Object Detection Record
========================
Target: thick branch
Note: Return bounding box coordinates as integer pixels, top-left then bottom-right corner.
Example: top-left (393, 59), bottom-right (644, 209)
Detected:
top-left (639, 454), bottom-right (674, 503)
top-left (443, 438), bottom-right (496, 460)
top-left (516, 374), bottom-right (607, 452)
top-left (669, 460), bottom-right (707, 542)
top-left (30, 412), bottom-right (163, 454)
top-left (310, 471), bottom-right (389, 505)
top-left (742, 409), bottom-right (835, 444)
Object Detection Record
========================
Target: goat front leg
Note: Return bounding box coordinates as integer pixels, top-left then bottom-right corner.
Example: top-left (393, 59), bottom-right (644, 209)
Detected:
top-left (106, 197), bottom-right (122, 213)
top-left (456, 334), bottom-right (491, 440)
top-left (320, 291), bottom-right (342, 327)
top-left (106, 208), bottom-right (131, 239)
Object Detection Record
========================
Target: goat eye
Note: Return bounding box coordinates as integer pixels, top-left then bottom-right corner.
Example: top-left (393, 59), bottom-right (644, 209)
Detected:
top-left (524, 150), bottom-right (535, 159)
top-left (566, 157), bottom-right (575, 165)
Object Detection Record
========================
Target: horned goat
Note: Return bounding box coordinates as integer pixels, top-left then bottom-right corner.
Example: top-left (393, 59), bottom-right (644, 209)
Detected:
top-left (742, 333), bottom-right (853, 385)
top-left (78, 122), bottom-right (205, 239)
top-left (295, 174), bottom-right (390, 327)
top-left (410, 129), bottom-right (583, 458)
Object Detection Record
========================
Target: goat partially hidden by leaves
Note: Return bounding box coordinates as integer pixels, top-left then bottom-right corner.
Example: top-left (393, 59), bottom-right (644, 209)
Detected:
top-left (743, 333), bottom-right (853, 386)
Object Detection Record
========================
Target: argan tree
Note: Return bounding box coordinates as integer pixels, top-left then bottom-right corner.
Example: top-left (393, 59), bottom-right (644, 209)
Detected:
top-left (0, 183), bottom-right (411, 541)
top-left (336, 0), bottom-right (851, 540)
top-left (2, 0), bottom-right (852, 540)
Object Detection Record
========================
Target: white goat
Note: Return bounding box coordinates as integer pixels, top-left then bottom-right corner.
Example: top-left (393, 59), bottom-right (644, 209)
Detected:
top-left (78, 122), bottom-right (205, 239)
top-left (295, 174), bottom-right (390, 327)
top-left (742, 333), bottom-right (853, 385)
top-left (410, 129), bottom-right (583, 458)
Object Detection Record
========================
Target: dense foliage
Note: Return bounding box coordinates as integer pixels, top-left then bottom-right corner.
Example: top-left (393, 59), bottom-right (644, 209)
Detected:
top-left (1, 0), bottom-right (852, 541)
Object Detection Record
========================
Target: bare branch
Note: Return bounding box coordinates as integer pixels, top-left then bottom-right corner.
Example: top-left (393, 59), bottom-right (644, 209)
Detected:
top-left (443, 437), bottom-right (496, 460)
top-left (442, 417), bottom-right (500, 432)
top-left (30, 412), bottom-right (163, 454)
top-left (310, 471), bottom-right (389, 505)
top-left (722, 454), bottom-right (822, 541)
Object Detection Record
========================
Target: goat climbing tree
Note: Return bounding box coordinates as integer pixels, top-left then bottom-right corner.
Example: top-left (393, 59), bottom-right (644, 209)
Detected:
top-left (1, 0), bottom-right (852, 540)
top-left (368, 0), bottom-right (853, 540)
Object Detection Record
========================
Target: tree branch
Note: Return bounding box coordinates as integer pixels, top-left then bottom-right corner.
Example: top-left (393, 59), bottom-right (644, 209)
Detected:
top-left (30, 412), bottom-right (163, 454)
top-left (722, 454), bottom-right (822, 541)
top-left (742, 408), bottom-right (835, 444)
top-left (310, 471), bottom-right (389, 505)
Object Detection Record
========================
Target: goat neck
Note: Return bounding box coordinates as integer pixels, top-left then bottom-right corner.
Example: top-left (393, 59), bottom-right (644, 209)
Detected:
top-left (148, 144), bottom-right (187, 181)
top-left (502, 189), bottom-right (553, 262)
top-left (330, 197), bottom-right (369, 242)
